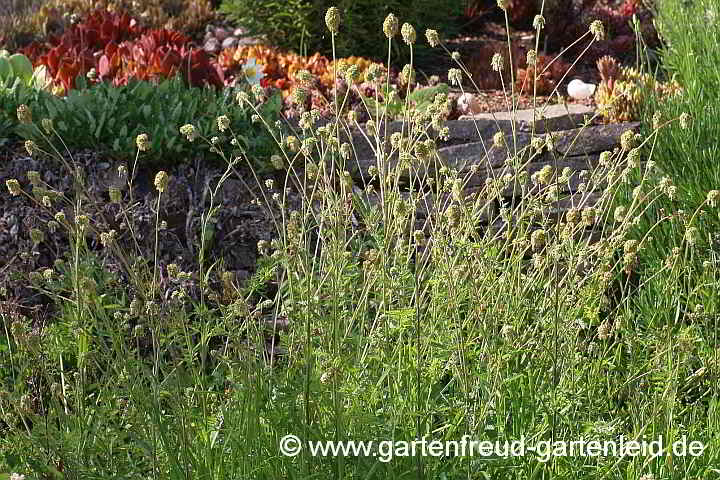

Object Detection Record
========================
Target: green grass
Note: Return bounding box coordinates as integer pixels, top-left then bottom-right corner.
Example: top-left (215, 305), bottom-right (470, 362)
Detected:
top-left (1, 1), bottom-right (718, 479)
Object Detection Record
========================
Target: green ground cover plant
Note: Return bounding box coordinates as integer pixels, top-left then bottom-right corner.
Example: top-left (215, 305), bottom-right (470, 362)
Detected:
top-left (1, 75), bottom-right (281, 167)
top-left (0, 0), bottom-right (718, 479)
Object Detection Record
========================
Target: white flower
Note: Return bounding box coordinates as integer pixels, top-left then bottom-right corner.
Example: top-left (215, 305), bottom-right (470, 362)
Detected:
top-left (243, 58), bottom-right (264, 86)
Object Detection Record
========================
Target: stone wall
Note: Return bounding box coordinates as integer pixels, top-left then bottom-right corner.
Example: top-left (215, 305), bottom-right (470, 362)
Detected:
top-left (335, 103), bottom-right (640, 240)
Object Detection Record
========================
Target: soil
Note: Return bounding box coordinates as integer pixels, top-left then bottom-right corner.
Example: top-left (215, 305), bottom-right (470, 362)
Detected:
top-left (0, 139), bottom-right (287, 322)
top-left (415, 20), bottom-right (603, 115)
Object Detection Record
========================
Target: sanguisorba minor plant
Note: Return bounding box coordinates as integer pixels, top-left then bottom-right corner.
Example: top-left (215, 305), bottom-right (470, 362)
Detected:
top-left (3, 96), bottom-right (279, 478)
top-left (226, 3), bottom-right (714, 479)
top-left (2, 2), bottom-right (716, 479)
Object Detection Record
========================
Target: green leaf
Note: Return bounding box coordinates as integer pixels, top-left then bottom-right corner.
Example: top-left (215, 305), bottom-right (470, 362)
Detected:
top-left (407, 83), bottom-right (449, 104)
top-left (85, 107), bottom-right (96, 134)
top-left (8, 53), bottom-right (33, 82)
top-left (95, 110), bottom-right (108, 139)
top-left (0, 57), bottom-right (11, 81)
top-left (261, 90), bottom-right (283, 116)
top-left (74, 73), bottom-right (88, 90)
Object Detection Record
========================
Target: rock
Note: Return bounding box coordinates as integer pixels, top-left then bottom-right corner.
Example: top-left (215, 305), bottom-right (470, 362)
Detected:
top-left (456, 92), bottom-right (483, 116)
top-left (214, 27), bottom-right (230, 42)
top-left (462, 155), bottom-right (604, 196)
top-left (553, 122), bottom-right (641, 156)
top-left (567, 79), bottom-right (596, 100)
top-left (535, 192), bottom-right (603, 222)
top-left (222, 36), bottom-right (239, 49)
top-left (459, 103), bottom-right (595, 134)
top-left (432, 122), bottom-right (641, 185)
top-left (203, 37), bottom-right (220, 54)
top-left (238, 35), bottom-right (262, 46)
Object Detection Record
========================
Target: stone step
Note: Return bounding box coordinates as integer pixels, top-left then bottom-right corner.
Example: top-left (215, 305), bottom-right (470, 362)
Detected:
top-left (457, 103), bottom-right (595, 134)
top-left (346, 122), bottom-right (640, 182)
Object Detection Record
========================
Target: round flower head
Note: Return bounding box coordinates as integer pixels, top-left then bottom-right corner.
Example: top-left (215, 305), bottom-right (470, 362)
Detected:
top-left (536, 164), bottom-right (554, 185)
top-left (390, 132), bottom-right (403, 149)
top-left (707, 189), bottom-right (719, 207)
top-left (533, 14), bottom-right (545, 30)
top-left (491, 53), bottom-right (504, 72)
top-left (344, 64), bottom-right (359, 84)
top-left (270, 154), bottom-right (284, 170)
top-left (136, 133), bottom-right (150, 152)
top-left (30, 228), bottom-right (44, 244)
top-left (679, 112), bottom-right (691, 130)
top-left (292, 87), bottom-right (308, 105)
top-left (531, 229), bottom-right (546, 251)
top-left (589, 20), bottom-right (605, 41)
top-left (325, 6), bottom-right (340, 34)
top-left (294, 69), bottom-right (314, 85)
top-left (401, 23), bottom-right (416, 44)
top-left (531, 136), bottom-right (544, 152)
top-left (614, 205), bottom-right (627, 222)
top-left (180, 124), bottom-right (197, 142)
top-left (581, 207), bottom-right (596, 226)
top-left (365, 63), bottom-right (383, 83)
top-left (493, 131), bottom-right (505, 148)
top-left (6, 179), bottom-right (21, 196)
top-left (76, 214), bottom-right (89, 229)
top-left (236, 91), bottom-right (250, 106)
top-left (42, 118), bottom-right (53, 133)
top-left (497, 0), bottom-right (509, 10)
top-left (400, 64), bottom-right (415, 85)
top-left (285, 135), bottom-right (301, 152)
top-left (383, 13), bottom-right (399, 38)
top-left (599, 150), bottom-right (612, 167)
top-left (620, 129), bottom-right (635, 151)
top-left (425, 29), bottom-right (440, 47)
top-left (217, 115), bottom-right (230, 132)
top-left (17, 104), bottom-right (32, 124)
top-left (154, 170), bottom-right (169, 193)
top-left (566, 208), bottom-right (580, 225)
top-left (448, 68), bottom-right (462, 86)
top-left (526, 49), bottom-right (537, 66)
top-left (100, 230), bottom-right (116, 248)
top-left (26, 171), bottom-right (41, 186)
top-left (25, 140), bottom-right (37, 156)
